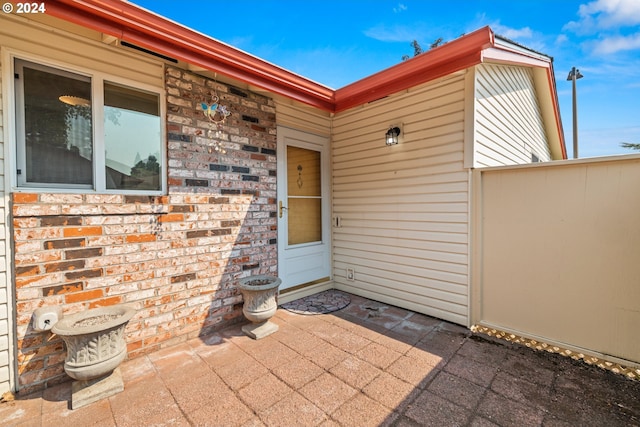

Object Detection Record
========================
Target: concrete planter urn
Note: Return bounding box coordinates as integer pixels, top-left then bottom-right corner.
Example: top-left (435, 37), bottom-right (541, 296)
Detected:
top-left (52, 304), bottom-right (135, 409)
top-left (237, 275), bottom-right (281, 339)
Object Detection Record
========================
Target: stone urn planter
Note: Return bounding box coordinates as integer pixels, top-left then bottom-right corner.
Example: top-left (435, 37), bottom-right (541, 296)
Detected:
top-left (237, 275), bottom-right (281, 339)
top-left (52, 304), bottom-right (135, 409)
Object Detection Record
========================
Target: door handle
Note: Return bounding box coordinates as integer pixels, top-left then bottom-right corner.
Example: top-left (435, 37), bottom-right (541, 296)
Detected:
top-left (279, 201), bottom-right (288, 218)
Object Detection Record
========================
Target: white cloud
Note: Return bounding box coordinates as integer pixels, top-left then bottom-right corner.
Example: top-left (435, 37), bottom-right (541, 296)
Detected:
top-left (589, 32), bottom-right (640, 54)
top-left (580, 0), bottom-right (640, 27)
top-left (393, 3), bottom-right (407, 13)
top-left (363, 24), bottom-right (428, 43)
top-left (576, 58), bottom-right (640, 79)
top-left (489, 22), bottom-right (547, 52)
top-left (469, 14), bottom-right (536, 42)
top-left (492, 23), bottom-right (534, 40)
top-left (565, 0), bottom-right (640, 33)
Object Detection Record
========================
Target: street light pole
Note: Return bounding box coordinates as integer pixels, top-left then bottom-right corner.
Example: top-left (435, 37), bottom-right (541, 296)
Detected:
top-left (567, 67), bottom-right (583, 159)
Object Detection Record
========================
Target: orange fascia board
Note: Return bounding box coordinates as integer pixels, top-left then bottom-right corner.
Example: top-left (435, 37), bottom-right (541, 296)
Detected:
top-left (545, 62), bottom-right (568, 159)
top-left (44, 2), bottom-right (565, 159)
top-left (334, 27), bottom-right (494, 112)
top-left (46, 0), bottom-right (336, 111)
top-left (46, 1), bottom-right (492, 113)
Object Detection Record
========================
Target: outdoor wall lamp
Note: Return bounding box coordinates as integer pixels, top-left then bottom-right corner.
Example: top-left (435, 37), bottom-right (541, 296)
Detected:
top-left (385, 126), bottom-right (401, 146)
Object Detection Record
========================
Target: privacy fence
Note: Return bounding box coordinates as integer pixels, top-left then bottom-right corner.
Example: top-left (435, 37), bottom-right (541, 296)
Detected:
top-left (471, 154), bottom-right (640, 376)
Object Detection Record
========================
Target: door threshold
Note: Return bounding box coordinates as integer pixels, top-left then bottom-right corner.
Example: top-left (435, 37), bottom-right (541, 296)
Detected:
top-left (278, 278), bottom-right (332, 304)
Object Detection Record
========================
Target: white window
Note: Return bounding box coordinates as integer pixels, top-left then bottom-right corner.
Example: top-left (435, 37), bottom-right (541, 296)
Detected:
top-left (14, 58), bottom-right (163, 193)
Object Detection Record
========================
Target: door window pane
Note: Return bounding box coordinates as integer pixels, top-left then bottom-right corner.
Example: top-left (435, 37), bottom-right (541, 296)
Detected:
top-left (287, 146), bottom-right (320, 197)
top-left (288, 198), bottom-right (321, 245)
top-left (20, 61), bottom-right (93, 185)
top-left (287, 146), bottom-right (322, 245)
top-left (104, 82), bottom-right (161, 190)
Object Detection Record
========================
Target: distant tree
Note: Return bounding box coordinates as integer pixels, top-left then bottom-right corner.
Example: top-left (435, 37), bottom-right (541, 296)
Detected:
top-left (402, 37), bottom-right (445, 61)
top-left (402, 40), bottom-right (423, 61)
top-left (620, 142), bottom-right (640, 151)
top-left (429, 37), bottom-right (444, 49)
top-left (131, 155), bottom-right (160, 177)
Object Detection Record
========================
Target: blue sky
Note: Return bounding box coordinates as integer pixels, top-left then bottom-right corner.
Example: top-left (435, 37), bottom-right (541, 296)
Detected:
top-left (132, 0), bottom-right (640, 159)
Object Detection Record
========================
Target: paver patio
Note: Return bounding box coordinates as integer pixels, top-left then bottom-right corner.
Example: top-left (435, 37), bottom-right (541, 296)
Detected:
top-left (2, 292), bottom-right (639, 426)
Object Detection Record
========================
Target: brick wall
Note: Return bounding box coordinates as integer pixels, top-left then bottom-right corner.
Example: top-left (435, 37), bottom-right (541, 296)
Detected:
top-left (12, 65), bottom-right (278, 393)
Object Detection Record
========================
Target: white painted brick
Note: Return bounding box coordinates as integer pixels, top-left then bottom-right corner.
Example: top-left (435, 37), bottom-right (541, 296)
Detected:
top-left (144, 312), bottom-right (174, 327)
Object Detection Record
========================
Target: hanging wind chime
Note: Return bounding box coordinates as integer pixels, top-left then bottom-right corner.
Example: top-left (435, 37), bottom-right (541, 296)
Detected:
top-left (200, 79), bottom-right (231, 154)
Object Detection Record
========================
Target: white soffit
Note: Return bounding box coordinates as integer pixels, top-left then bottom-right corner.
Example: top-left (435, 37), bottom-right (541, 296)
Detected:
top-left (482, 47), bottom-right (550, 68)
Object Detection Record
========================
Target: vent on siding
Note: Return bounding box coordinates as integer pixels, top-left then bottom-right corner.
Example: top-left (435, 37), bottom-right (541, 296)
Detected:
top-left (230, 87), bottom-right (248, 98)
top-left (120, 41), bottom-right (178, 63)
top-left (531, 153), bottom-right (540, 163)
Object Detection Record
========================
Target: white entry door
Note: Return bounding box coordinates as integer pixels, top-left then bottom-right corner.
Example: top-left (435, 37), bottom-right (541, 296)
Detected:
top-left (277, 127), bottom-right (330, 291)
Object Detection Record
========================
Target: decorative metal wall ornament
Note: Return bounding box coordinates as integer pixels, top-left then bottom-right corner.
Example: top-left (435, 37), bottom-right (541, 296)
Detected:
top-left (201, 94), bottom-right (231, 124)
top-left (201, 81), bottom-right (231, 154)
top-left (297, 164), bottom-right (303, 188)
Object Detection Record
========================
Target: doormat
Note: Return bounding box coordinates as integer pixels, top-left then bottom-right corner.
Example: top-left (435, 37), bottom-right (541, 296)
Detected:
top-left (280, 290), bottom-right (351, 315)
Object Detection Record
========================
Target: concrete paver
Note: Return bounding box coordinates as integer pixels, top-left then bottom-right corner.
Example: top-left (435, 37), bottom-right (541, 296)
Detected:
top-left (2, 292), bottom-right (639, 426)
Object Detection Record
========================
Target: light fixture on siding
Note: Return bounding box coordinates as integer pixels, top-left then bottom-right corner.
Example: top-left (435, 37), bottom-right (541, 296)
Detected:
top-left (385, 126), bottom-right (401, 146)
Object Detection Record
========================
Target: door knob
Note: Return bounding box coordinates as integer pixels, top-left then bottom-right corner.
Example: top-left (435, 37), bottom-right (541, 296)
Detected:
top-left (279, 201), bottom-right (288, 218)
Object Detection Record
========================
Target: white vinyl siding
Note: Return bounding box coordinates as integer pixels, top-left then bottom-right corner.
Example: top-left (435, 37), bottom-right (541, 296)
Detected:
top-left (275, 101), bottom-right (332, 137)
top-left (0, 60), bottom-right (10, 394)
top-left (474, 64), bottom-right (550, 167)
top-left (0, 15), bottom-right (163, 89)
top-left (332, 74), bottom-right (469, 326)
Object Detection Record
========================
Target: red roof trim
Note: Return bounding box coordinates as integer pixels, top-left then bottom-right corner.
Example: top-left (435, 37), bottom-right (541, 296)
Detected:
top-left (335, 27), bottom-right (493, 112)
top-left (46, 1), bottom-right (495, 113)
top-left (45, 2), bottom-right (565, 158)
top-left (46, 0), bottom-right (336, 111)
top-left (545, 64), bottom-right (568, 159)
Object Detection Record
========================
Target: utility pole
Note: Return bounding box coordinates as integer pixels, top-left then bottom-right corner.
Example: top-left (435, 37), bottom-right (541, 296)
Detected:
top-left (567, 67), bottom-right (583, 159)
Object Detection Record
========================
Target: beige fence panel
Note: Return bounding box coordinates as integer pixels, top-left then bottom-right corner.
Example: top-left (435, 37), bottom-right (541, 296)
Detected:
top-left (472, 155), bottom-right (640, 368)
